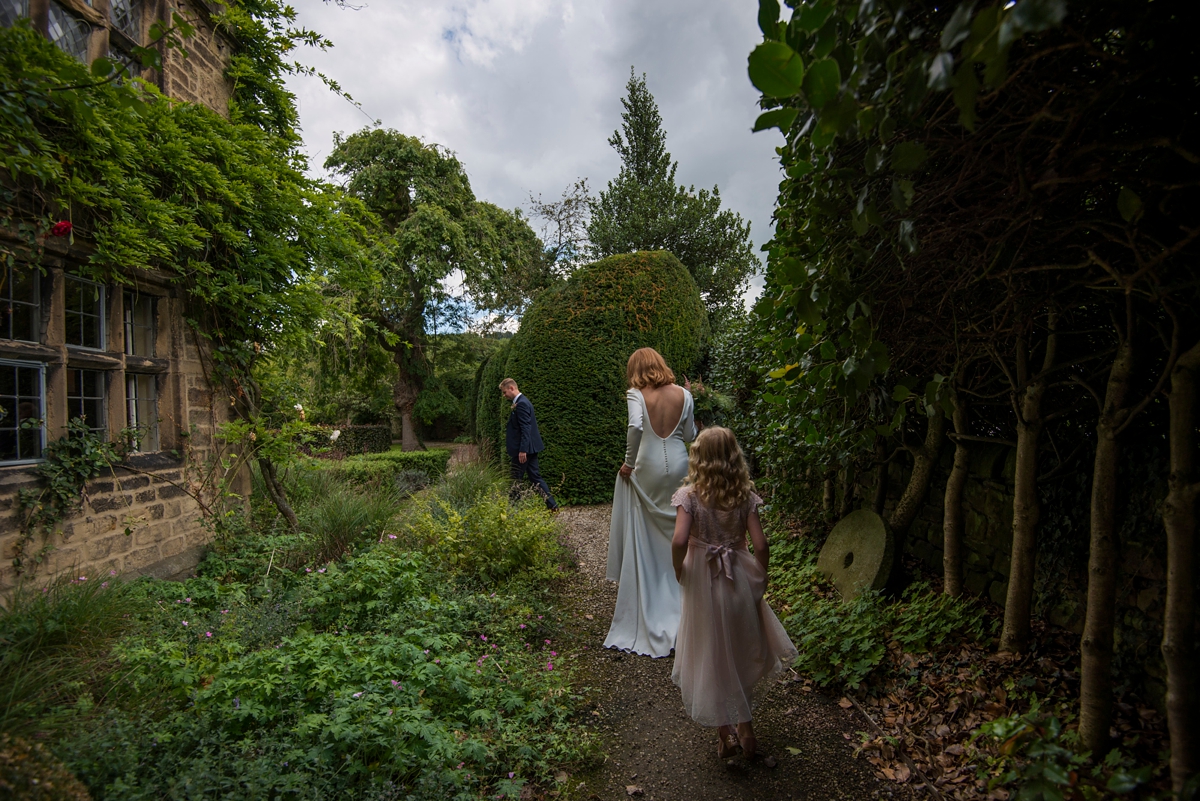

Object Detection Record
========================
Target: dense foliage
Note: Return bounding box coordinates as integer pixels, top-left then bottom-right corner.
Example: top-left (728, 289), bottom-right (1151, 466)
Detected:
top-left (587, 71), bottom-right (759, 328)
top-left (1, 466), bottom-right (587, 799)
top-left (502, 251), bottom-right (707, 504)
top-left (323, 129), bottom-right (552, 450)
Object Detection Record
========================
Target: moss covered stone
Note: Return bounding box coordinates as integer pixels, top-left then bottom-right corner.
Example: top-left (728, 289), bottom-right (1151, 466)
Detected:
top-left (502, 251), bottom-right (707, 504)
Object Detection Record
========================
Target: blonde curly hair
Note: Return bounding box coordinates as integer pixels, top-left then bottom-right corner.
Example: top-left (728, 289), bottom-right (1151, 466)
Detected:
top-left (686, 426), bottom-right (754, 510)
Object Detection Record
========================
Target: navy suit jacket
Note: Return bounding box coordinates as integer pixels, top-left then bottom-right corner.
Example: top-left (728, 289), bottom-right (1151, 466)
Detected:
top-left (506, 394), bottom-right (545, 456)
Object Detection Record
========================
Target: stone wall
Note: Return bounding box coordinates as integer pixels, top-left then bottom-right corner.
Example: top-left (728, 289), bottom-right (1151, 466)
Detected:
top-left (0, 234), bottom-right (247, 591)
top-left (158, 0), bottom-right (234, 115)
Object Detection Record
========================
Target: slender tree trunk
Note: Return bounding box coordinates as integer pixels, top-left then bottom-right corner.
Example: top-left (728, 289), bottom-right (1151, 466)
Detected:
top-left (823, 472), bottom-right (836, 520)
top-left (258, 456), bottom-right (299, 531)
top-left (1080, 335), bottom-right (1136, 753)
top-left (943, 394), bottom-right (970, 597)
top-left (1163, 340), bottom-right (1200, 793)
top-left (886, 413), bottom-right (947, 595)
top-left (888, 412), bottom-right (947, 534)
top-left (873, 440), bottom-right (889, 515)
top-left (1002, 322), bottom-right (1057, 653)
top-left (840, 464), bottom-right (857, 518)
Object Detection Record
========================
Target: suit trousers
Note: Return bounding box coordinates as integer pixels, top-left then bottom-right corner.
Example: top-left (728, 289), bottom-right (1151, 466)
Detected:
top-left (509, 452), bottom-right (557, 510)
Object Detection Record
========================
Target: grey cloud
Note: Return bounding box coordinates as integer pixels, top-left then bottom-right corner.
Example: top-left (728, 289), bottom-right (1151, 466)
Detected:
top-left (286, 0), bottom-right (783, 303)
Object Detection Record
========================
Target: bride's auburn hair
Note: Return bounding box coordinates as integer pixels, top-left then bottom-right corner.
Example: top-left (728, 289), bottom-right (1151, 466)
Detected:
top-left (686, 427), bottom-right (754, 510)
top-left (627, 347), bottom-right (675, 389)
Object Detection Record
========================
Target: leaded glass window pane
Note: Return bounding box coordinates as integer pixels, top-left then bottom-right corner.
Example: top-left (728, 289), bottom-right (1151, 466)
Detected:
top-left (109, 47), bottom-right (140, 80)
top-left (126, 374), bottom-right (158, 451)
top-left (110, 0), bottom-right (141, 41)
top-left (0, 0), bottom-right (29, 28)
top-left (48, 1), bottom-right (91, 62)
top-left (65, 275), bottom-right (104, 349)
top-left (0, 262), bottom-right (40, 342)
top-left (0, 360), bottom-right (44, 462)
top-left (67, 368), bottom-right (106, 437)
top-left (123, 291), bottom-right (154, 356)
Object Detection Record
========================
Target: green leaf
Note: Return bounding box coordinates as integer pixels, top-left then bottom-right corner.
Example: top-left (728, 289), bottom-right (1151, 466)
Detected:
top-left (898, 220), bottom-right (918, 253)
top-left (748, 42), bottom-right (805, 98)
top-left (1117, 187), bottom-right (1143, 223)
top-left (758, 0), bottom-right (782, 37)
top-left (787, 160), bottom-right (814, 178)
top-left (753, 108), bottom-right (799, 133)
top-left (891, 178), bottom-right (914, 211)
top-left (865, 146), bottom-right (885, 174)
top-left (892, 385), bottom-right (911, 401)
top-left (1011, 0), bottom-right (1067, 33)
top-left (891, 142), bottom-right (928, 173)
top-left (797, 2), bottom-right (836, 32)
top-left (856, 107), bottom-right (877, 136)
top-left (803, 58), bottom-right (841, 109)
top-left (90, 57), bottom-right (114, 77)
top-left (941, 3), bottom-right (976, 51)
top-left (953, 61), bottom-right (981, 130)
top-left (928, 52), bottom-right (954, 91)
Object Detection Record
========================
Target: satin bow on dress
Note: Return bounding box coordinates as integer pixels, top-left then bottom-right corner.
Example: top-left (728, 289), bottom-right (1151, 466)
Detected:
top-left (697, 538), bottom-right (739, 581)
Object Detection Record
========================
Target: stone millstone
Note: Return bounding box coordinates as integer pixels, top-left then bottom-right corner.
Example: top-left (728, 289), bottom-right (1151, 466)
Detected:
top-left (817, 510), bottom-right (894, 602)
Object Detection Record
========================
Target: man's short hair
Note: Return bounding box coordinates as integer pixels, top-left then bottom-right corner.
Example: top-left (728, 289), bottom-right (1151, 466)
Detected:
top-left (499, 378), bottom-right (518, 390)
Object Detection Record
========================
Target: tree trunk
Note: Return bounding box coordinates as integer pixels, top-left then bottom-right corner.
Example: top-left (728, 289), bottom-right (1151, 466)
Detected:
top-left (1080, 335), bottom-right (1136, 753)
top-left (840, 464), bottom-right (857, 518)
top-left (887, 413), bottom-right (947, 595)
top-left (943, 394), bottom-right (970, 597)
top-left (1002, 322), bottom-right (1057, 653)
top-left (257, 456), bottom-right (299, 531)
top-left (823, 472), bottom-right (836, 520)
top-left (392, 350), bottom-right (425, 452)
top-left (1163, 340), bottom-right (1200, 793)
top-left (873, 440), bottom-right (889, 515)
top-left (888, 412), bottom-right (947, 534)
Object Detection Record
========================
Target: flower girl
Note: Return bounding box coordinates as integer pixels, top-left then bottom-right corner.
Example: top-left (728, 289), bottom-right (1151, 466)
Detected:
top-left (670, 427), bottom-right (798, 759)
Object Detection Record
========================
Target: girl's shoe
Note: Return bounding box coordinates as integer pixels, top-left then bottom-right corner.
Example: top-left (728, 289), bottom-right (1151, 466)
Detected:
top-left (736, 722), bottom-right (757, 760)
top-left (717, 725), bottom-right (738, 759)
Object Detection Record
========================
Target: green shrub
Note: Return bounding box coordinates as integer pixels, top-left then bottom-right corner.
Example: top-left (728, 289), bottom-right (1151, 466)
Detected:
top-left (61, 545), bottom-right (586, 799)
top-left (0, 576), bottom-right (139, 737)
top-left (426, 460), bottom-right (506, 513)
top-left (769, 537), bottom-right (994, 689)
top-left (504, 251), bottom-right (707, 503)
top-left (0, 733), bottom-right (91, 801)
top-left (295, 482), bottom-right (403, 566)
top-left (473, 339), bottom-right (513, 460)
top-left (405, 487), bottom-right (566, 584)
top-left (320, 449), bottom-right (452, 488)
top-left (321, 424), bottom-right (392, 455)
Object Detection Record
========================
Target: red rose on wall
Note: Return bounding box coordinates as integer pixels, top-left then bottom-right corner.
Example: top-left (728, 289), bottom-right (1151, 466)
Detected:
top-left (49, 221), bottom-right (72, 237)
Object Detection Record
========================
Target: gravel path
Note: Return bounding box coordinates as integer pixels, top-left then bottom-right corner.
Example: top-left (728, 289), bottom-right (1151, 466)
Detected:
top-left (554, 505), bottom-right (920, 801)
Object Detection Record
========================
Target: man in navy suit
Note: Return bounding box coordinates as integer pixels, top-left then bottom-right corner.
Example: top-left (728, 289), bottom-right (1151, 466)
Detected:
top-left (500, 378), bottom-right (558, 511)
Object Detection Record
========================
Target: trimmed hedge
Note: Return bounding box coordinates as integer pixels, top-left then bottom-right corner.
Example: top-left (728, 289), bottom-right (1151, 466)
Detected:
top-left (473, 339), bottom-right (513, 462)
top-left (504, 251), bottom-right (707, 504)
top-left (321, 425), bottom-right (392, 456)
top-left (318, 449), bottom-right (452, 488)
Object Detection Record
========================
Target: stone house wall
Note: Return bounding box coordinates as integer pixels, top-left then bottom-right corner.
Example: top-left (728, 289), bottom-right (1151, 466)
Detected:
top-left (0, 0), bottom-right (241, 591)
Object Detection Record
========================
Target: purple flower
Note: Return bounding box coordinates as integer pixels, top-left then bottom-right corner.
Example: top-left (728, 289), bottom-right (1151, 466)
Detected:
top-left (352, 692), bottom-right (363, 698)
top-left (508, 772), bottom-right (515, 779)
top-left (550, 651), bottom-right (557, 657)
top-left (182, 621), bottom-right (188, 626)
top-left (205, 632), bottom-right (213, 638)
top-left (519, 623), bottom-right (526, 629)
top-left (545, 661), bottom-right (554, 671)
top-left (480, 635), bottom-right (487, 641)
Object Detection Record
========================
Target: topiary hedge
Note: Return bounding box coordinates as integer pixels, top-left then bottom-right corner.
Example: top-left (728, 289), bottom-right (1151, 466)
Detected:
top-left (504, 251), bottom-right (707, 504)
top-left (473, 339), bottom-right (513, 462)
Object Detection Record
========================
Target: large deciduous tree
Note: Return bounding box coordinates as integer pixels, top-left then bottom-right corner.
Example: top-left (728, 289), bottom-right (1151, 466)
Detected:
top-left (325, 129), bottom-right (551, 450)
top-left (588, 71), bottom-right (759, 327)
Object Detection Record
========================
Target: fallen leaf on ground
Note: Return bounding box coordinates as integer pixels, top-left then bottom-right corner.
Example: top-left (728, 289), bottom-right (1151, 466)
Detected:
top-left (895, 764), bottom-right (911, 782)
top-left (625, 785), bottom-right (644, 797)
top-left (585, 614), bottom-right (594, 620)
top-left (555, 771), bottom-right (568, 784)
top-left (786, 746), bottom-right (802, 755)
top-left (839, 697), bottom-right (854, 709)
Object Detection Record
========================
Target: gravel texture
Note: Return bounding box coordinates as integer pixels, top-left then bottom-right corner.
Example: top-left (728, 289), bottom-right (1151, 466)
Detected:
top-left (553, 505), bottom-right (921, 801)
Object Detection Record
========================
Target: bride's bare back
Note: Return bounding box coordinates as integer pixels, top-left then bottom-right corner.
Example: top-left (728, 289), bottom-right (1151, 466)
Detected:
top-left (642, 384), bottom-right (685, 438)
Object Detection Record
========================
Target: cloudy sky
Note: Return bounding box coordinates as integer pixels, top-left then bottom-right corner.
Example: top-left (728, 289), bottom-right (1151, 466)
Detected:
top-left (283, 0), bottom-right (783, 302)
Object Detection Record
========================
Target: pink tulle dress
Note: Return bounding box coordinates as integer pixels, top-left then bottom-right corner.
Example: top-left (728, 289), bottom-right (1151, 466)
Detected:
top-left (670, 486), bottom-right (798, 727)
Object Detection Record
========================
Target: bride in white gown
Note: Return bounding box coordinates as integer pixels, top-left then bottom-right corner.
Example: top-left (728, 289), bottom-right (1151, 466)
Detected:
top-left (605, 348), bottom-right (697, 657)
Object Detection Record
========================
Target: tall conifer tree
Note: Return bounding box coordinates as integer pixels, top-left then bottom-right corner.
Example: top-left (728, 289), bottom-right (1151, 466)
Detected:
top-left (588, 70), bottom-right (758, 326)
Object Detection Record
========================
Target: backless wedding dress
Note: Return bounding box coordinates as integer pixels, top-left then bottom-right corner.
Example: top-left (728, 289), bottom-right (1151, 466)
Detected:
top-left (604, 386), bottom-right (696, 657)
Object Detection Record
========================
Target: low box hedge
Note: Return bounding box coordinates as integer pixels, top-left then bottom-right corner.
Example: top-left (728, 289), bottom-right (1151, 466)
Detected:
top-left (319, 449), bottom-right (453, 488)
top-left (320, 425), bottom-right (392, 456)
